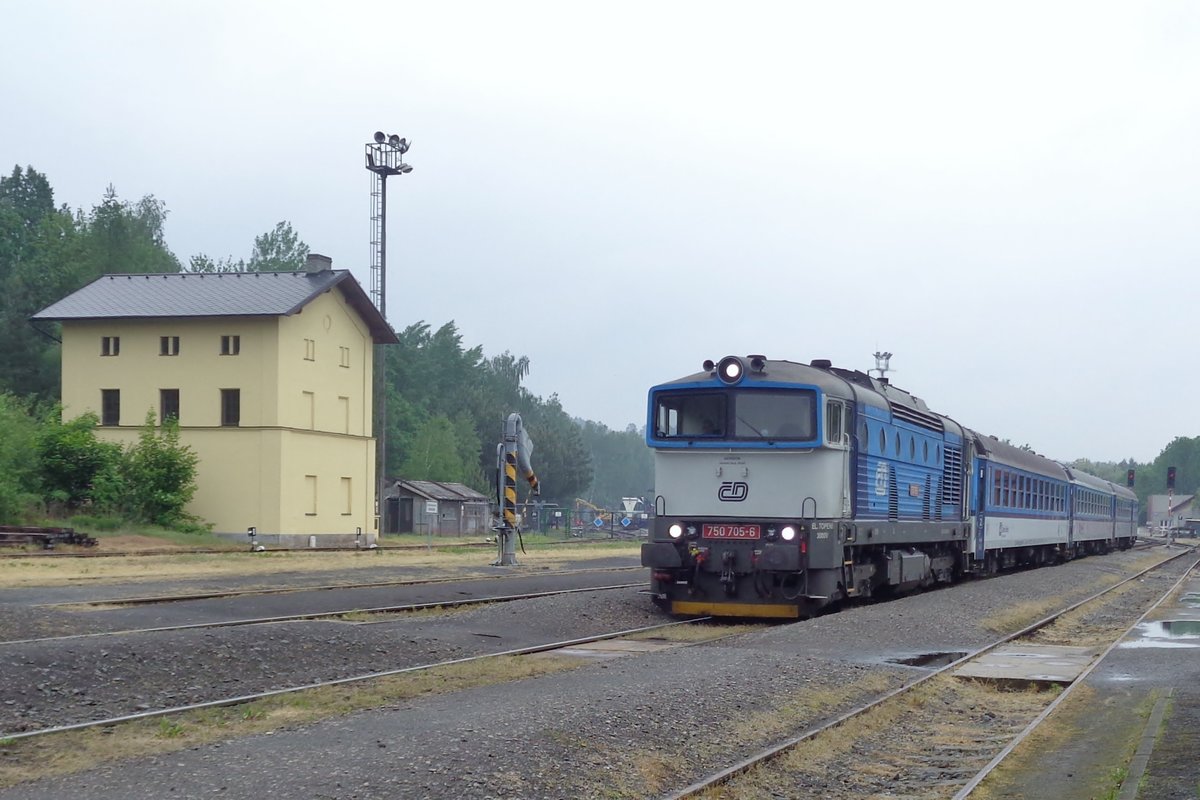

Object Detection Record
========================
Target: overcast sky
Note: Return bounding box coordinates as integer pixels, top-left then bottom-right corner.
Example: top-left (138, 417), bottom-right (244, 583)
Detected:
top-left (3, 1), bottom-right (1197, 463)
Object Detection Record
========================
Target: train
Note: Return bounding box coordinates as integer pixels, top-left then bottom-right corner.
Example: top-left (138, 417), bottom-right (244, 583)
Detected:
top-left (640, 355), bottom-right (1138, 618)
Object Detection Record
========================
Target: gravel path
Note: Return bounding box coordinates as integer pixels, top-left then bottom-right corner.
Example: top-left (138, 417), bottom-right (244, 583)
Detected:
top-left (0, 546), bottom-right (1188, 800)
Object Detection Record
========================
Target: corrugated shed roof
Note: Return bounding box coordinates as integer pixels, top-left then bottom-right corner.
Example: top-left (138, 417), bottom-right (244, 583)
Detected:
top-left (31, 270), bottom-right (398, 344)
top-left (395, 480), bottom-right (489, 502)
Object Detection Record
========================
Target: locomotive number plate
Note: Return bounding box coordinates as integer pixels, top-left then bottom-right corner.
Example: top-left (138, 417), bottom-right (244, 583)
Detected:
top-left (702, 524), bottom-right (761, 540)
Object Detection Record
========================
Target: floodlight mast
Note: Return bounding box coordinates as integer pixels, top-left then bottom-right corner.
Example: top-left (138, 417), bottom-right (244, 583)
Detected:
top-left (365, 132), bottom-right (413, 536)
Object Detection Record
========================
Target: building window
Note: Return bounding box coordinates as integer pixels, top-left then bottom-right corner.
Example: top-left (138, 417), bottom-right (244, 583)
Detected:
top-left (338, 395), bottom-right (350, 434)
top-left (101, 389), bottom-right (120, 426)
top-left (302, 390), bottom-right (315, 429)
top-left (101, 336), bottom-right (120, 356)
top-left (220, 335), bottom-right (240, 356)
top-left (160, 389), bottom-right (180, 423)
top-left (339, 346), bottom-right (350, 368)
top-left (160, 336), bottom-right (180, 356)
top-left (220, 388), bottom-right (240, 426)
top-left (341, 477), bottom-right (352, 515)
top-left (305, 474), bottom-right (318, 516)
top-left (304, 338), bottom-right (315, 361)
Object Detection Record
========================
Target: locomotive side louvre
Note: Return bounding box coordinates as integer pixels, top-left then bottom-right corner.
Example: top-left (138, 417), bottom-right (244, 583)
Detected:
top-left (642, 355), bottom-right (1138, 618)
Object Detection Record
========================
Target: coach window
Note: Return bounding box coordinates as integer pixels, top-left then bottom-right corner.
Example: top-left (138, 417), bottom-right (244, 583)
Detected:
top-left (993, 470), bottom-right (1001, 505)
top-left (1002, 471), bottom-right (1010, 507)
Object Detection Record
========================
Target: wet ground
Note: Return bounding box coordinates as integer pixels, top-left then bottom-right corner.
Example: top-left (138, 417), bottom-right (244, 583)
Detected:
top-left (981, 552), bottom-right (1200, 799)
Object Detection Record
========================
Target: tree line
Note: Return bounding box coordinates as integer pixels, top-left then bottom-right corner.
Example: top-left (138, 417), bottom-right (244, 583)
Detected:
top-left (0, 165), bottom-right (651, 527)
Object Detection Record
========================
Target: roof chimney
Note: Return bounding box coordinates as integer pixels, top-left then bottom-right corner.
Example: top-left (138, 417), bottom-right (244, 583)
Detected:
top-left (304, 253), bottom-right (332, 273)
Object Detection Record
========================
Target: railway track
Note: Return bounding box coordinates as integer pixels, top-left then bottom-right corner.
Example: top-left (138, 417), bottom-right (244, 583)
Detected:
top-left (0, 615), bottom-right (712, 743)
top-left (663, 548), bottom-right (1198, 799)
top-left (4, 582), bottom-right (646, 646)
top-left (37, 563), bottom-right (644, 607)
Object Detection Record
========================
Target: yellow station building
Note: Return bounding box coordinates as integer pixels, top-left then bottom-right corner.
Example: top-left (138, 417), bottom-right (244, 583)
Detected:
top-left (32, 255), bottom-right (397, 545)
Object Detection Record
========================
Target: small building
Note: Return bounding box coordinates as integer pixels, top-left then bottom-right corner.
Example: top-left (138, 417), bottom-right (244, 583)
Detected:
top-left (32, 256), bottom-right (397, 546)
top-left (1146, 494), bottom-right (1196, 530)
top-left (385, 479), bottom-right (491, 537)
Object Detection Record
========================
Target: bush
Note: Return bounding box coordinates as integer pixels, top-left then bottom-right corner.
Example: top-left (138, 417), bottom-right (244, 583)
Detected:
top-left (36, 409), bottom-right (121, 509)
top-left (94, 412), bottom-right (200, 529)
top-left (0, 393), bottom-right (40, 523)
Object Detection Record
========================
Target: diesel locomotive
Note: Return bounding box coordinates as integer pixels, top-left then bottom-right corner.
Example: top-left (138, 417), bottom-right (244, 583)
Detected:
top-left (640, 355), bottom-right (1138, 618)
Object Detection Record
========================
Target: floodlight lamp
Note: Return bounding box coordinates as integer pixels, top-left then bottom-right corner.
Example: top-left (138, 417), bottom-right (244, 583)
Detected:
top-left (398, 163), bottom-right (413, 174)
top-left (397, 138), bottom-right (409, 154)
top-left (374, 131), bottom-right (386, 143)
top-left (388, 134), bottom-right (401, 147)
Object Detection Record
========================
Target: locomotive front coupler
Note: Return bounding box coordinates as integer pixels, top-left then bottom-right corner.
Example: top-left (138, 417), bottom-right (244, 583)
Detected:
top-left (719, 549), bottom-right (738, 596)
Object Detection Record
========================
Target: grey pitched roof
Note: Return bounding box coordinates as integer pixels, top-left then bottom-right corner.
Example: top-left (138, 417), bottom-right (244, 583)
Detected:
top-left (31, 270), bottom-right (398, 344)
top-left (394, 480), bottom-right (490, 503)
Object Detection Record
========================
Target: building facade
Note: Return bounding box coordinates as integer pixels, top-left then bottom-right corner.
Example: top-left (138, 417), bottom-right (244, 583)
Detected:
top-left (33, 258), bottom-right (396, 545)
top-left (1146, 493), bottom-right (1196, 531)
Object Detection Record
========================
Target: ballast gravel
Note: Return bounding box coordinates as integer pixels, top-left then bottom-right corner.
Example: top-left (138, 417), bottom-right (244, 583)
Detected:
top-left (0, 546), bottom-right (1189, 800)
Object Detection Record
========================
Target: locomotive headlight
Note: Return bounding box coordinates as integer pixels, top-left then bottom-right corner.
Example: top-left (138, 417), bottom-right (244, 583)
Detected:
top-left (668, 524), bottom-right (683, 539)
top-left (716, 355), bottom-right (745, 385)
top-left (780, 525), bottom-right (797, 541)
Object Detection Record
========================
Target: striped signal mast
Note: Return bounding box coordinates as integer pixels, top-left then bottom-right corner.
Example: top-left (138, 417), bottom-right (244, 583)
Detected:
top-left (494, 413), bottom-right (540, 566)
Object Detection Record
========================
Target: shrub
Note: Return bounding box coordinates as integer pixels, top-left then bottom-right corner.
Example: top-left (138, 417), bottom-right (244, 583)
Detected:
top-left (0, 393), bottom-right (40, 522)
top-left (94, 412), bottom-right (200, 529)
top-left (35, 409), bottom-right (121, 509)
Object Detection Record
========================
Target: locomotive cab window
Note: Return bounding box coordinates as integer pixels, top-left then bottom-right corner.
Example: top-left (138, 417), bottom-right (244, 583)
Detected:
top-left (655, 393), bottom-right (726, 437)
top-left (825, 401), bottom-right (848, 448)
top-left (653, 390), bottom-right (816, 441)
top-left (733, 390), bottom-right (815, 440)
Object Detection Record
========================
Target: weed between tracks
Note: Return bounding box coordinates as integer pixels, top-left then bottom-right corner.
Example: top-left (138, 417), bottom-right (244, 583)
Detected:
top-left (978, 550), bottom-right (1173, 635)
top-left (699, 676), bottom-right (1057, 800)
top-left (0, 654), bottom-right (584, 789)
top-left (968, 684), bottom-right (1155, 800)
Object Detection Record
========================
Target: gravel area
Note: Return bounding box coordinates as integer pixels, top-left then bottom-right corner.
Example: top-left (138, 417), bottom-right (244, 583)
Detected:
top-left (0, 587), bottom-right (662, 734)
top-left (0, 546), bottom-right (1190, 800)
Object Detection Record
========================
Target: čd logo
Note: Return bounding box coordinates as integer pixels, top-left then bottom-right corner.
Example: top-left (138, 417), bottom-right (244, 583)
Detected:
top-left (718, 481), bottom-right (749, 502)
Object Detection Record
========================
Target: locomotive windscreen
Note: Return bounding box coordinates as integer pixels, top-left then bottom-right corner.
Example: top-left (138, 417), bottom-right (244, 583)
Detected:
top-left (653, 389), bottom-right (816, 441)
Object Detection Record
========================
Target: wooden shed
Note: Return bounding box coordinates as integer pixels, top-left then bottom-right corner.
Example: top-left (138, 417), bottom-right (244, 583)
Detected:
top-left (384, 479), bottom-right (491, 536)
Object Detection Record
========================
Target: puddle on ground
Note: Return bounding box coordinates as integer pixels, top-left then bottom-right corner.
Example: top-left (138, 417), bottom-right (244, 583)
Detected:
top-left (1118, 620), bottom-right (1200, 649)
top-left (1180, 593), bottom-right (1200, 607)
top-left (887, 651), bottom-right (967, 668)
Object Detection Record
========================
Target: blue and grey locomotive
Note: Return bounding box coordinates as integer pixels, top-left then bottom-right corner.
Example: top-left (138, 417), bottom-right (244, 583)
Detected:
top-left (640, 355), bottom-right (1138, 618)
